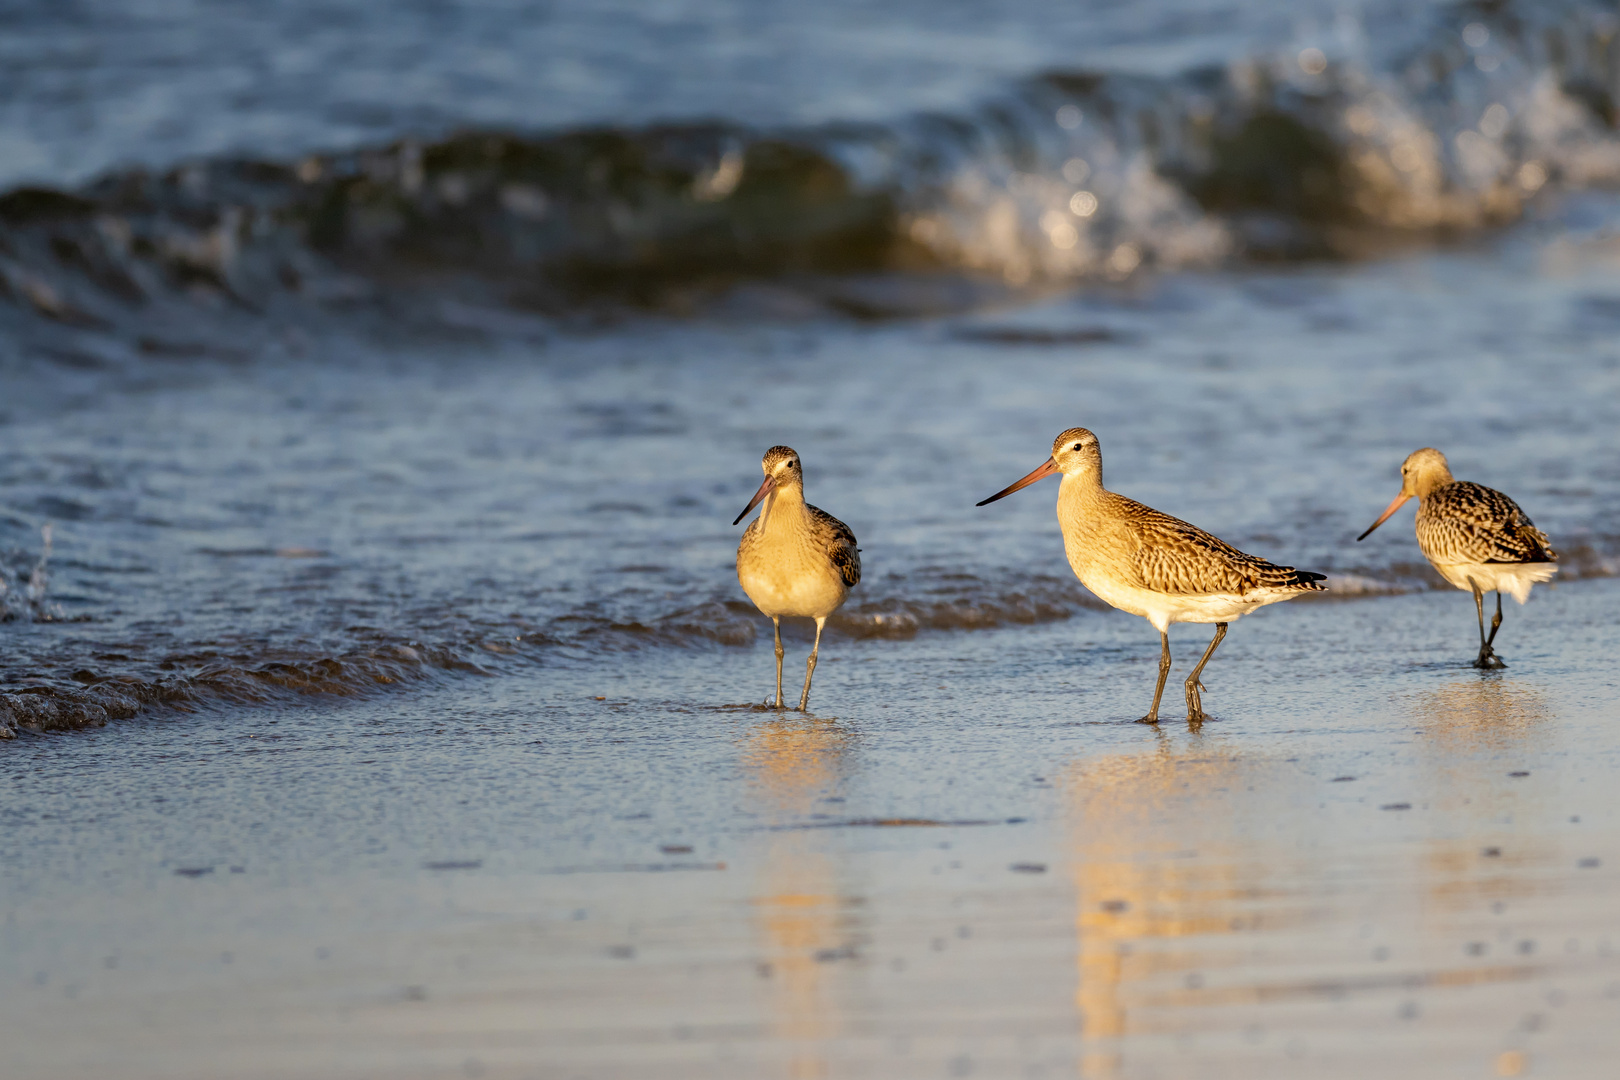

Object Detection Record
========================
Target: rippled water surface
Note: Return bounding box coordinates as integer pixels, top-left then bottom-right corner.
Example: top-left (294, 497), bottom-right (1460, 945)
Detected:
top-left (1, 0), bottom-right (1400, 189)
top-left (5, 582), bottom-right (1619, 1077)
top-left (4, 201), bottom-right (1620, 725)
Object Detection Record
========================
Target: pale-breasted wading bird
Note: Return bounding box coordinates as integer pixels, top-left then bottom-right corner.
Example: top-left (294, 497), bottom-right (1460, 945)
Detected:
top-left (977, 428), bottom-right (1326, 723)
top-left (734, 446), bottom-right (861, 710)
top-left (1357, 447), bottom-right (1556, 669)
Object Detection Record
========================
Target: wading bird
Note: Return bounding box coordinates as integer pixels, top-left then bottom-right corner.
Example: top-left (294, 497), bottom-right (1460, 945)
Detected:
top-left (977, 428), bottom-right (1326, 723)
top-left (1357, 447), bottom-right (1556, 669)
top-left (734, 446), bottom-right (861, 710)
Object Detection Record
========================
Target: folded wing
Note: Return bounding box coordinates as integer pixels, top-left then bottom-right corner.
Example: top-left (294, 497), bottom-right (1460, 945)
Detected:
top-left (1422, 482), bottom-right (1557, 565)
top-left (1126, 502), bottom-right (1326, 596)
top-left (809, 504), bottom-right (862, 587)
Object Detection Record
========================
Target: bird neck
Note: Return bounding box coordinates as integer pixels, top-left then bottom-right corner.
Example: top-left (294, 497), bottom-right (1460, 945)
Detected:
top-left (1407, 464), bottom-right (1454, 501)
top-left (761, 480), bottom-right (807, 529)
top-left (1055, 466), bottom-right (1108, 543)
top-left (1059, 464), bottom-right (1106, 505)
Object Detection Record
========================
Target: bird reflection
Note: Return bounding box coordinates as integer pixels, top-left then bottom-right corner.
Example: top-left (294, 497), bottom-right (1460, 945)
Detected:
top-left (740, 716), bottom-right (857, 1079)
top-left (1412, 679), bottom-right (1551, 751)
top-left (1063, 745), bottom-right (1256, 1079)
top-left (1413, 679), bottom-right (1552, 924)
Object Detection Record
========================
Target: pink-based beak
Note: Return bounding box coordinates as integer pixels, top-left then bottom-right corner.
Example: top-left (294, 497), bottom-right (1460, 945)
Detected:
top-left (976, 457), bottom-right (1062, 506)
top-left (732, 474), bottom-right (775, 526)
top-left (1356, 492), bottom-right (1411, 541)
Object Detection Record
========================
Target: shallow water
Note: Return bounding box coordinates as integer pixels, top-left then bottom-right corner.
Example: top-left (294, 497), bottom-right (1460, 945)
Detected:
top-left (5, 193), bottom-right (1620, 1075)
top-left (4, 199), bottom-right (1620, 727)
top-left (4, 578), bottom-right (1618, 1077)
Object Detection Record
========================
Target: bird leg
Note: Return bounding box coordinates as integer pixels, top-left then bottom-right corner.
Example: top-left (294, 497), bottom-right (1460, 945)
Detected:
top-left (771, 617), bottom-right (785, 708)
top-left (1184, 622), bottom-right (1227, 723)
top-left (798, 616), bottom-right (826, 712)
top-left (1138, 632), bottom-right (1172, 724)
top-left (1469, 580), bottom-right (1505, 669)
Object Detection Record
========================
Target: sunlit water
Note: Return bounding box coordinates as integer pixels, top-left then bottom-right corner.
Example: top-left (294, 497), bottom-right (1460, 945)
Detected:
top-left (3, 197), bottom-right (1620, 726)
top-left (4, 581), bottom-right (1618, 1077)
top-left (4, 190), bottom-right (1620, 1075)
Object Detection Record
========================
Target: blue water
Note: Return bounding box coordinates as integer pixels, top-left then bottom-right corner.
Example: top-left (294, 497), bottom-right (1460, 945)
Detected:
top-left (0, 0), bottom-right (1378, 189)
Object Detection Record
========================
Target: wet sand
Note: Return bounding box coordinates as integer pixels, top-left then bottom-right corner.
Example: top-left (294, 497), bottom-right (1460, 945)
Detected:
top-left (5, 577), bottom-right (1617, 1079)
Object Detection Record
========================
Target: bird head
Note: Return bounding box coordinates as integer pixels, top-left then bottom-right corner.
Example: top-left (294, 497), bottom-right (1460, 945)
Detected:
top-left (733, 446), bottom-right (802, 525)
top-left (976, 427), bottom-right (1099, 506)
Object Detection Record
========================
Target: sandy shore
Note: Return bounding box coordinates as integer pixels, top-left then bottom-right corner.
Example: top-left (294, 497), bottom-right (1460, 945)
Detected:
top-left (4, 577), bottom-right (1618, 1079)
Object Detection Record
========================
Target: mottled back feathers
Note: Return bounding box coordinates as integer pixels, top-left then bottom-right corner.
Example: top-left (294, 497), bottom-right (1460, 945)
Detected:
top-left (1103, 494), bottom-right (1326, 597)
top-left (809, 504), bottom-right (862, 587)
top-left (1417, 481), bottom-right (1557, 566)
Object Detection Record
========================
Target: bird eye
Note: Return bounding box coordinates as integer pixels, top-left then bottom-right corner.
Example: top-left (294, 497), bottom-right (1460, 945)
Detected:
top-left (1072, 443), bottom-right (1082, 451)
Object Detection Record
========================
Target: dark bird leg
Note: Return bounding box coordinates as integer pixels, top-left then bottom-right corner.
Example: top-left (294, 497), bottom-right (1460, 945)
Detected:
top-left (771, 616), bottom-right (785, 708)
top-left (798, 616), bottom-right (826, 711)
top-left (1138, 632), bottom-right (1172, 724)
top-left (1483, 590), bottom-right (1506, 668)
top-left (1184, 623), bottom-right (1228, 723)
top-left (1469, 580), bottom-right (1505, 669)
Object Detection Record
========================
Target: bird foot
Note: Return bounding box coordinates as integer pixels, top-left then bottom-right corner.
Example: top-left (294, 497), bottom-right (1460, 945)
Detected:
top-left (1186, 708), bottom-right (1209, 724)
top-left (1472, 652), bottom-right (1507, 670)
top-left (1136, 714), bottom-right (1161, 725)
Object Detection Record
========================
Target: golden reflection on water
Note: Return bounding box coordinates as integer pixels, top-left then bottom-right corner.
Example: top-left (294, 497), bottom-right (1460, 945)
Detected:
top-left (1413, 678), bottom-right (1555, 923)
top-left (1411, 678), bottom-right (1551, 752)
top-left (740, 717), bottom-right (856, 1080)
top-left (1063, 744), bottom-right (1256, 1079)
top-left (1043, 681), bottom-right (1576, 1077)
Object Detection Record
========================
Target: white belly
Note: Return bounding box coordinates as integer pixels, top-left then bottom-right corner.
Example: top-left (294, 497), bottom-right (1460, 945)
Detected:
top-left (1080, 573), bottom-right (1299, 633)
top-left (1433, 562), bottom-right (1557, 604)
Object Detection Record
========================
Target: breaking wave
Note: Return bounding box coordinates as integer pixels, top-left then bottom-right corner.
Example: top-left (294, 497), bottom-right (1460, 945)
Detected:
top-left (1, 0), bottom-right (1618, 322)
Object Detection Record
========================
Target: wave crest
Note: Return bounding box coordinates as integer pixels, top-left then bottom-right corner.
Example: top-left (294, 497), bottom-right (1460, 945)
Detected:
top-left (1, 0), bottom-right (1617, 318)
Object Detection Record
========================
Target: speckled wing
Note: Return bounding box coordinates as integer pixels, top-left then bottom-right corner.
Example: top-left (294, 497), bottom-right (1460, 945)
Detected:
top-left (1417, 482), bottom-right (1556, 565)
top-left (808, 504), bottom-right (861, 587)
top-left (1125, 501), bottom-right (1326, 596)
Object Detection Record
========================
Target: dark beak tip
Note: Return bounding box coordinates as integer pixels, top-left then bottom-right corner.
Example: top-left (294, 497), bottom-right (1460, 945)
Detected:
top-left (733, 475), bottom-right (775, 525)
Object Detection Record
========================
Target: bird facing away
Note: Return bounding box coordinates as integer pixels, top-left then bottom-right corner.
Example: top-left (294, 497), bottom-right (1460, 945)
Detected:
top-left (734, 446), bottom-right (861, 710)
top-left (977, 428), bottom-right (1326, 723)
top-left (1357, 447), bottom-right (1556, 669)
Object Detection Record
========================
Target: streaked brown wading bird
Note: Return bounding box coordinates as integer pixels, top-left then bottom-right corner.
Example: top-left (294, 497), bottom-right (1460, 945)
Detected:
top-left (1357, 447), bottom-right (1556, 669)
top-left (977, 428), bottom-right (1326, 723)
top-left (733, 446), bottom-right (861, 710)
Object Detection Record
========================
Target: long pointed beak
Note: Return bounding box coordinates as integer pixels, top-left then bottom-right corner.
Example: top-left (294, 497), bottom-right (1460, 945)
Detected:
top-left (976, 457), bottom-right (1062, 506)
top-left (1356, 492), bottom-right (1411, 541)
top-left (732, 475), bottom-right (775, 526)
